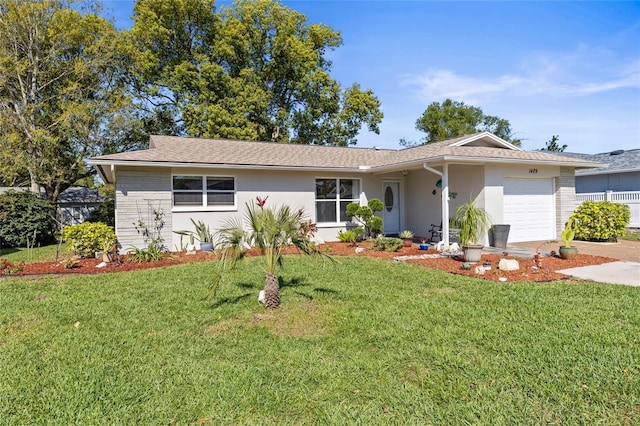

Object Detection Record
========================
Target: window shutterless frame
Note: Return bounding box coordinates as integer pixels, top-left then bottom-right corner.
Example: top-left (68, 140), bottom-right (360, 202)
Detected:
top-left (172, 175), bottom-right (236, 211)
top-left (315, 178), bottom-right (360, 224)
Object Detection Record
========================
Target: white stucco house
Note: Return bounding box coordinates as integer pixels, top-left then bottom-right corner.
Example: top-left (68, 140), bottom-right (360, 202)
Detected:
top-left (89, 132), bottom-right (602, 251)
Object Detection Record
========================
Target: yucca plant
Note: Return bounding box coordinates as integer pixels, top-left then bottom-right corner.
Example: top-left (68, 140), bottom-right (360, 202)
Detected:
top-left (211, 197), bottom-right (327, 308)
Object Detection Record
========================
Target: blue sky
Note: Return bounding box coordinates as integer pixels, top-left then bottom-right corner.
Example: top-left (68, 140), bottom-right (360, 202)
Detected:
top-left (103, 1), bottom-right (640, 154)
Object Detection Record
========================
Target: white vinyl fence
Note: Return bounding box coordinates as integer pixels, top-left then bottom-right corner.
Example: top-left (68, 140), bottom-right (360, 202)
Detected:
top-left (576, 190), bottom-right (640, 228)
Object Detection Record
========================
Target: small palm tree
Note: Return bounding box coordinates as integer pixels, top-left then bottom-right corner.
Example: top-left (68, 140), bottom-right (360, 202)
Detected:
top-left (212, 197), bottom-right (325, 309)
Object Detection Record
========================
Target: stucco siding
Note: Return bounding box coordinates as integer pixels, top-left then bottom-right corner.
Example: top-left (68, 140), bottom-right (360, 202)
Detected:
top-left (115, 167), bottom-right (173, 250)
top-left (169, 168), bottom-right (387, 247)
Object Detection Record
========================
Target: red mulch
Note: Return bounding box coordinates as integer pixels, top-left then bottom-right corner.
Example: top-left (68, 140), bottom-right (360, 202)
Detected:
top-left (1, 242), bottom-right (616, 283)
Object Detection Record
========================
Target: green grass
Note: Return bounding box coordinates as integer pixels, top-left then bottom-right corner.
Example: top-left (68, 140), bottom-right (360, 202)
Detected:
top-left (622, 231), bottom-right (640, 242)
top-left (0, 243), bottom-right (70, 264)
top-left (1, 256), bottom-right (638, 424)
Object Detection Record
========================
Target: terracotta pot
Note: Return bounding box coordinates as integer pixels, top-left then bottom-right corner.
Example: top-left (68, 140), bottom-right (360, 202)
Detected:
top-left (403, 239), bottom-right (413, 247)
top-left (559, 246), bottom-right (578, 260)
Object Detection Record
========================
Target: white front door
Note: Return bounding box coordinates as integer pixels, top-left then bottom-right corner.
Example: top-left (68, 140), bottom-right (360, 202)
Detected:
top-left (382, 181), bottom-right (401, 235)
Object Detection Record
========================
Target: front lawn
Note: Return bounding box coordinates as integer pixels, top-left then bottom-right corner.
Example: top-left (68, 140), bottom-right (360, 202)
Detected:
top-left (0, 242), bottom-right (69, 264)
top-left (1, 256), bottom-right (638, 424)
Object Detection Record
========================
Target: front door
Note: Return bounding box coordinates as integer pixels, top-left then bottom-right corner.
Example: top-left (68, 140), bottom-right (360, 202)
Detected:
top-left (382, 181), bottom-right (401, 235)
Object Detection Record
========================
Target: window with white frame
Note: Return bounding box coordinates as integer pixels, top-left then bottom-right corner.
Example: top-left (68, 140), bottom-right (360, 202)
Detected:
top-left (172, 175), bottom-right (235, 207)
top-left (315, 178), bottom-right (360, 223)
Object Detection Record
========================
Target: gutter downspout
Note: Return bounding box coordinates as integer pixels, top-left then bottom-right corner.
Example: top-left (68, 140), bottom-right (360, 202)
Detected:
top-left (423, 163), bottom-right (449, 246)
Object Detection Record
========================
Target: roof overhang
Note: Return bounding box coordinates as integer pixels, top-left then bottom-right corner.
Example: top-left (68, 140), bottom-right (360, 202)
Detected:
top-left (90, 159), bottom-right (372, 184)
top-left (576, 167), bottom-right (640, 176)
top-left (449, 131), bottom-right (523, 151)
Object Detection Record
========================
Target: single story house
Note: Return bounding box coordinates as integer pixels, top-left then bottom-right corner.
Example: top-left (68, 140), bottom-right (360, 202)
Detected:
top-left (89, 132), bottom-right (602, 250)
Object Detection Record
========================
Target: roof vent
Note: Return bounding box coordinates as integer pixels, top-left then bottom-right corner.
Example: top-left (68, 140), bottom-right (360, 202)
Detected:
top-left (610, 149), bottom-right (624, 155)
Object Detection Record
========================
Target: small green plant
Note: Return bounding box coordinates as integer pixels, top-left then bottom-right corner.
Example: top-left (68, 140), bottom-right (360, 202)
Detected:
top-left (133, 203), bottom-right (166, 253)
top-left (561, 220), bottom-right (575, 248)
top-left (190, 219), bottom-right (212, 243)
top-left (571, 201), bottom-right (630, 242)
top-left (63, 258), bottom-right (79, 269)
top-left (452, 196), bottom-right (492, 246)
top-left (128, 246), bottom-right (164, 263)
top-left (337, 230), bottom-right (357, 243)
top-left (62, 222), bottom-right (116, 258)
top-left (346, 199), bottom-right (384, 238)
top-left (373, 236), bottom-right (403, 252)
top-left (399, 230), bottom-right (414, 239)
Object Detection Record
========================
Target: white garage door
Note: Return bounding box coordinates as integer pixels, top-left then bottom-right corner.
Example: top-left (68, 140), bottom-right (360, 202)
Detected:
top-left (503, 178), bottom-right (555, 242)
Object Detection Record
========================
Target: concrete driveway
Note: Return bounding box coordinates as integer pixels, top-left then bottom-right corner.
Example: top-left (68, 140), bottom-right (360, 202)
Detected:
top-left (515, 239), bottom-right (640, 286)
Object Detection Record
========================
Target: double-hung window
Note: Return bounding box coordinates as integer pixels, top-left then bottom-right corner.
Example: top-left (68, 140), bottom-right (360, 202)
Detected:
top-left (172, 176), bottom-right (235, 208)
top-left (315, 178), bottom-right (359, 223)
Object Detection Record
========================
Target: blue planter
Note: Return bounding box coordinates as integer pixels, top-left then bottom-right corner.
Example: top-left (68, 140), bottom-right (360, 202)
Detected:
top-left (419, 243), bottom-right (429, 250)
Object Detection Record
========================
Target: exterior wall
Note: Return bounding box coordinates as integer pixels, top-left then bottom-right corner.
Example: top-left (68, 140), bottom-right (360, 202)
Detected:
top-left (404, 168), bottom-right (441, 239)
top-left (115, 167), bottom-right (173, 250)
top-left (576, 171), bottom-right (640, 193)
top-left (555, 167), bottom-right (576, 233)
top-left (114, 167), bottom-right (392, 249)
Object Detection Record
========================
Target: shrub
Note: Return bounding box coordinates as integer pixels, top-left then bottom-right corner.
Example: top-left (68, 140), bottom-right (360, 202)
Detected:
top-left (346, 198), bottom-right (384, 238)
top-left (86, 200), bottom-right (115, 227)
top-left (571, 201), bottom-right (630, 242)
top-left (337, 226), bottom-right (364, 244)
top-left (373, 236), bottom-right (403, 252)
top-left (62, 222), bottom-right (116, 258)
top-left (0, 190), bottom-right (56, 248)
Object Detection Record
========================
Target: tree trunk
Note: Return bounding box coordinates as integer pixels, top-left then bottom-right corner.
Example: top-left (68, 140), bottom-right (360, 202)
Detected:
top-left (263, 272), bottom-right (280, 309)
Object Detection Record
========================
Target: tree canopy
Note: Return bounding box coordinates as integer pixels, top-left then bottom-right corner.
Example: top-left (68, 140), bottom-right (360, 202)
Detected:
top-left (0, 0), bottom-right (144, 201)
top-left (540, 135), bottom-right (567, 152)
top-left (408, 99), bottom-right (519, 146)
top-left (126, 0), bottom-right (382, 146)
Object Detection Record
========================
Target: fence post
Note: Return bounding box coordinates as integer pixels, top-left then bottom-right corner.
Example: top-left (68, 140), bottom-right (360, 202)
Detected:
top-left (606, 190), bottom-right (613, 201)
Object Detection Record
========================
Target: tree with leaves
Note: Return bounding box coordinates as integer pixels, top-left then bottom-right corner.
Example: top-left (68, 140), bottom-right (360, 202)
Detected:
top-left (127, 0), bottom-right (382, 146)
top-left (406, 99), bottom-right (519, 146)
top-left (0, 0), bottom-right (143, 201)
top-left (540, 135), bottom-right (567, 152)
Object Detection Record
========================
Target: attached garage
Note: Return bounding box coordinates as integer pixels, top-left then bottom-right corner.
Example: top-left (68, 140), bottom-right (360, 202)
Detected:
top-left (503, 178), bottom-right (555, 242)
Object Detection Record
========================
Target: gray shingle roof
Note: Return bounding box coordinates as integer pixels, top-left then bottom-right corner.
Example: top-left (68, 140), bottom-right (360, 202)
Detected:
top-left (90, 132), bottom-right (602, 172)
top-left (554, 149), bottom-right (640, 175)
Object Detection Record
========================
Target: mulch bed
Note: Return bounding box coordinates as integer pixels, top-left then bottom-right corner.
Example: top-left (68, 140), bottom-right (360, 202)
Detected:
top-left (2, 242), bottom-right (616, 283)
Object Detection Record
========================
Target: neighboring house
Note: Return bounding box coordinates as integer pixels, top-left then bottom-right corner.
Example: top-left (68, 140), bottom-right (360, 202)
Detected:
top-left (555, 149), bottom-right (640, 193)
top-left (56, 186), bottom-right (106, 226)
top-left (554, 149), bottom-right (640, 227)
top-left (89, 132), bottom-right (602, 250)
top-left (0, 186), bottom-right (105, 227)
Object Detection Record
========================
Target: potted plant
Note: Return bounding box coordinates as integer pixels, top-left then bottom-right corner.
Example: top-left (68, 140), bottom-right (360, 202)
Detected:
top-left (398, 230), bottom-right (414, 247)
top-left (452, 198), bottom-right (492, 263)
top-left (559, 219), bottom-right (578, 260)
top-left (419, 238), bottom-right (429, 251)
top-left (191, 219), bottom-right (214, 251)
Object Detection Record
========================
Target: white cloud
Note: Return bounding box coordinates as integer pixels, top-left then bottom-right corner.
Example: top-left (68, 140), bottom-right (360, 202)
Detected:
top-left (402, 49), bottom-right (640, 103)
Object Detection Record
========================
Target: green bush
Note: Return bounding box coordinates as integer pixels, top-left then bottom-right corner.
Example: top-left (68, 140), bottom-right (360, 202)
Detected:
top-left (346, 198), bottom-right (384, 238)
top-left (373, 236), bottom-right (403, 252)
top-left (0, 190), bottom-right (56, 247)
top-left (86, 200), bottom-right (115, 227)
top-left (62, 222), bottom-right (116, 257)
top-left (570, 201), bottom-right (630, 242)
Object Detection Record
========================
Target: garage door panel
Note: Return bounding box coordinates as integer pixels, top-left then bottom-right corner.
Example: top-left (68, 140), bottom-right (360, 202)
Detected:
top-left (504, 178), bottom-right (554, 242)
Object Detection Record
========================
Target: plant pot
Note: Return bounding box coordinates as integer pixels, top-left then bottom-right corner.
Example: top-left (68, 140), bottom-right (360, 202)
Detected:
top-left (462, 245), bottom-right (483, 263)
top-left (558, 246), bottom-right (578, 260)
top-left (200, 242), bottom-right (214, 252)
top-left (403, 238), bottom-right (413, 247)
top-left (419, 243), bottom-right (429, 250)
top-left (489, 224), bottom-right (510, 249)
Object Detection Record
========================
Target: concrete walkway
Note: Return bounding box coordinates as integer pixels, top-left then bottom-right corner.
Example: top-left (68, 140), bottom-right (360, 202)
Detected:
top-left (557, 262), bottom-right (640, 287)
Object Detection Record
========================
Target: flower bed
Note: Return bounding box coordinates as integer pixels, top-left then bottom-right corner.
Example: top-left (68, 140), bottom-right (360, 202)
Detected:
top-left (2, 241), bottom-right (615, 282)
